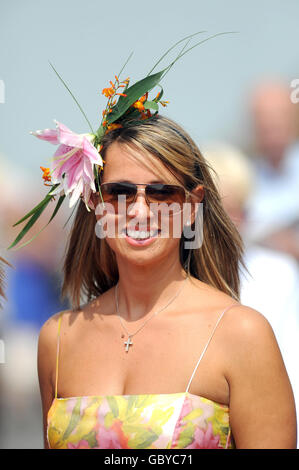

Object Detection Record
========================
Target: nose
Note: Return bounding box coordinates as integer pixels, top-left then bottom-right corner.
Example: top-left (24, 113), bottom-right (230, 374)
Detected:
top-left (127, 187), bottom-right (150, 222)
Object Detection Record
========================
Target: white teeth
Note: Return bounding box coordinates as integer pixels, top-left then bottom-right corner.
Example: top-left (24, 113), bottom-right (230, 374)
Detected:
top-left (126, 229), bottom-right (158, 239)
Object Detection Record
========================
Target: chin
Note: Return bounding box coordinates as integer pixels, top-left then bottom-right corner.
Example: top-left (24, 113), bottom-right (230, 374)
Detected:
top-left (106, 235), bottom-right (180, 269)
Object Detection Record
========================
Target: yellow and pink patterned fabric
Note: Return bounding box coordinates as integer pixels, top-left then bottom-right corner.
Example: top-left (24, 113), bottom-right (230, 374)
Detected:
top-left (47, 306), bottom-right (237, 449)
top-left (47, 392), bottom-right (234, 449)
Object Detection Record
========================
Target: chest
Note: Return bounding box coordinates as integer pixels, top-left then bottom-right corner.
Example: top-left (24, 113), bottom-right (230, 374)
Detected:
top-left (55, 313), bottom-right (229, 405)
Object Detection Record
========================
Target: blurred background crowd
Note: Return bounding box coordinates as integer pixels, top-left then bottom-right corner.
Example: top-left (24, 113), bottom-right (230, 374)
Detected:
top-left (0, 0), bottom-right (299, 449)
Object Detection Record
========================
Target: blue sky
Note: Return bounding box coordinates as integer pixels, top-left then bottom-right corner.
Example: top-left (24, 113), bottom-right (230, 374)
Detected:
top-left (1, 0), bottom-right (298, 178)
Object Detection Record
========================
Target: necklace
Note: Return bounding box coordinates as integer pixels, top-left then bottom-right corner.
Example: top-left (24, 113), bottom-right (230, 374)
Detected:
top-left (115, 275), bottom-right (189, 352)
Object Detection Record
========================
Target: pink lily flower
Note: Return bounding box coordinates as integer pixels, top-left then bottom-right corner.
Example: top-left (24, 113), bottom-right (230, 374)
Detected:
top-left (31, 120), bottom-right (103, 209)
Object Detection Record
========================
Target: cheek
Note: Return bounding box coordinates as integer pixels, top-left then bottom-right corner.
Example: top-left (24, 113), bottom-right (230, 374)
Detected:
top-left (95, 204), bottom-right (126, 237)
top-left (159, 212), bottom-right (185, 238)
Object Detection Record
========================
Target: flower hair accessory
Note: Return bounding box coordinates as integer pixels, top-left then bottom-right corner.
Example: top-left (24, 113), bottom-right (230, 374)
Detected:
top-left (8, 31), bottom-right (234, 250)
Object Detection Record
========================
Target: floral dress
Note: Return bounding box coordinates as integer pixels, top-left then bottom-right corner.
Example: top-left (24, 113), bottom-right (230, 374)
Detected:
top-left (47, 392), bottom-right (234, 449)
top-left (47, 305), bottom-right (237, 449)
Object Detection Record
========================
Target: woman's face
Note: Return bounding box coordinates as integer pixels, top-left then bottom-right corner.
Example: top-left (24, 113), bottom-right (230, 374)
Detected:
top-left (94, 141), bottom-right (203, 268)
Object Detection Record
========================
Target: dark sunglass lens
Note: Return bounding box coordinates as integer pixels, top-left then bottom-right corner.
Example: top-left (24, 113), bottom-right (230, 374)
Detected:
top-left (101, 183), bottom-right (136, 203)
top-left (146, 184), bottom-right (185, 204)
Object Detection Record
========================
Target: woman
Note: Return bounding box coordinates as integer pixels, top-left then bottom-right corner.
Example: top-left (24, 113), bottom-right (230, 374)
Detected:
top-left (37, 115), bottom-right (296, 449)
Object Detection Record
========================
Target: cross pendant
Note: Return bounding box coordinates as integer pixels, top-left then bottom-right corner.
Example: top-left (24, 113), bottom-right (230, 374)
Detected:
top-left (124, 336), bottom-right (133, 352)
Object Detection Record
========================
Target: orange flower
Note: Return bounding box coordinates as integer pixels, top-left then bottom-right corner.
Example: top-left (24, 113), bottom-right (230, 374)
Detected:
top-left (102, 86), bottom-right (115, 98)
top-left (105, 123), bottom-right (123, 134)
top-left (132, 100), bottom-right (145, 111)
top-left (132, 93), bottom-right (148, 112)
top-left (140, 93), bottom-right (148, 103)
top-left (40, 166), bottom-right (51, 185)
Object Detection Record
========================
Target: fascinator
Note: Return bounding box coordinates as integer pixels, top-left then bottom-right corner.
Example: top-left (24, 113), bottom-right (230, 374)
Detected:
top-left (8, 32), bottom-right (233, 250)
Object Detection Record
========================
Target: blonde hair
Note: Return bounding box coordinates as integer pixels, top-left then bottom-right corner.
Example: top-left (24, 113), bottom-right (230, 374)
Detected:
top-left (61, 116), bottom-right (246, 309)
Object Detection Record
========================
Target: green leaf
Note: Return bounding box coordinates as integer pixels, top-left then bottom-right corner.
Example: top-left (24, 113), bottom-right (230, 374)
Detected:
top-left (93, 165), bottom-right (104, 204)
top-left (8, 194), bottom-right (65, 250)
top-left (8, 198), bottom-right (52, 250)
top-left (119, 108), bottom-right (142, 123)
top-left (117, 51), bottom-right (134, 79)
top-left (49, 62), bottom-right (95, 134)
top-left (95, 125), bottom-right (105, 142)
top-left (12, 184), bottom-right (60, 227)
top-left (147, 31), bottom-right (207, 76)
top-left (48, 194), bottom-right (65, 223)
top-left (160, 31), bottom-right (238, 82)
top-left (106, 70), bottom-right (166, 125)
top-left (153, 86), bottom-right (164, 102)
top-left (63, 198), bottom-right (79, 229)
top-left (144, 100), bottom-right (159, 111)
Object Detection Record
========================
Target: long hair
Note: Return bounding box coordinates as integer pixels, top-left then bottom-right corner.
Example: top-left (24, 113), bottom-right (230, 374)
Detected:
top-left (61, 115), bottom-right (246, 309)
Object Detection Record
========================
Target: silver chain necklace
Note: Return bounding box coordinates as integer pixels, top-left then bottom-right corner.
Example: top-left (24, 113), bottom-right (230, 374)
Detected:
top-left (115, 275), bottom-right (189, 352)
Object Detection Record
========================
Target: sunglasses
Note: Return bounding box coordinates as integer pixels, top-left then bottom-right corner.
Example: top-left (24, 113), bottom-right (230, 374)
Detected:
top-left (100, 182), bottom-right (188, 212)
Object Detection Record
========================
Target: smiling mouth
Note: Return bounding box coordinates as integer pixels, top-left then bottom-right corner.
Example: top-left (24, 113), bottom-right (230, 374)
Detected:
top-left (125, 228), bottom-right (160, 240)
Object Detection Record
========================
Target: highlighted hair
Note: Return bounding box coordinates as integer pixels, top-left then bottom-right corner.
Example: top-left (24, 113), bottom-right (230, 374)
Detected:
top-left (61, 116), bottom-right (246, 309)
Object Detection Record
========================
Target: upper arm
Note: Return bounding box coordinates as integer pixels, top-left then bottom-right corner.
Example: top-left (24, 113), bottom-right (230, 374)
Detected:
top-left (37, 312), bottom-right (62, 449)
top-left (225, 306), bottom-right (297, 449)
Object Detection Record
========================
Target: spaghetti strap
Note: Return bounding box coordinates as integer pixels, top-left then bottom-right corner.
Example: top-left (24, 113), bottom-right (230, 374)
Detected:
top-left (54, 311), bottom-right (65, 399)
top-left (185, 303), bottom-right (239, 394)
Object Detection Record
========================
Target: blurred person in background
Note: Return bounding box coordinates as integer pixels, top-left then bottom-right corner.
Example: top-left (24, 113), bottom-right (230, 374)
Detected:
top-left (245, 81), bottom-right (299, 261)
top-left (0, 156), bottom-right (69, 448)
top-left (203, 143), bottom-right (299, 446)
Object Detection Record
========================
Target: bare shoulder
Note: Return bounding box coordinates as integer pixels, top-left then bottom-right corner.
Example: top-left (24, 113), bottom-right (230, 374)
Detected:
top-left (189, 279), bottom-right (280, 364)
top-left (37, 309), bottom-right (72, 373)
top-left (38, 309), bottom-right (70, 350)
top-left (220, 306), bottom-right (297, 448)
top-left (212, 301), bottom-right (282, 370)
top-left (221, 302), bottom-right (274, 333)
top-left (38, 289), bottom-right (114, 351)
top-left (220, 303), bottom-right (279, 355)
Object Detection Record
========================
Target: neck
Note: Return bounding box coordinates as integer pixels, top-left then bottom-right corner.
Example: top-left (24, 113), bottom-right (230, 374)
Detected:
top-left (115, 255), bottom-right (188, 322)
